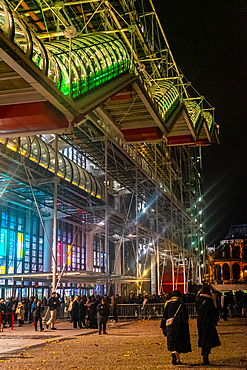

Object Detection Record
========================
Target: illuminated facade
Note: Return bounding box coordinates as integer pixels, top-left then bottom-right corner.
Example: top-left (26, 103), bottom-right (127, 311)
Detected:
top-left (0, 0), bottom-right (219, 298)
top-left (209, 225), bottom-right (247, 284)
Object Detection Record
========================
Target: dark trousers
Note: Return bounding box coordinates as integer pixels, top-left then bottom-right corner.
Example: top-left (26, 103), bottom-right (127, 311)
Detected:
top-left (72, 319), bottom-right (79, 328)
top-left (97, 315), bottom-right (107, 333)
top-left (35, 316), bottom-right (43, 331)
top-left (113, 306), bottom-right (118, 322)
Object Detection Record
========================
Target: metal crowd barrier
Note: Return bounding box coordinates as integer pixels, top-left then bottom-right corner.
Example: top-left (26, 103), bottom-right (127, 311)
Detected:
top-left (48, 302), bottom-right (247, 320)
top-left (109, 303), bottom-right (197, 318)
top-left (109, 302), bottom-right (247, 319)
top-left (228, 302), bottom-right (247, 318)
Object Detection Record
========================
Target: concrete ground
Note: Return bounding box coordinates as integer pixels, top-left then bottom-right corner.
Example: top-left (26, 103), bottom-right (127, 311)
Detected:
top-left (0, 318), bottom-right (246, 370)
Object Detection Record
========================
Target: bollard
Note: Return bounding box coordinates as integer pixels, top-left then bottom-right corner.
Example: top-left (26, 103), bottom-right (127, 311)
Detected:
top-left (33, 314), bottom-right (35, 327)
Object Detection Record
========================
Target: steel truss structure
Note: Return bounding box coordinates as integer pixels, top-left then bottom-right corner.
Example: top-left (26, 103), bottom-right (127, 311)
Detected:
top-left (0, 0), bottom-right (219, 295)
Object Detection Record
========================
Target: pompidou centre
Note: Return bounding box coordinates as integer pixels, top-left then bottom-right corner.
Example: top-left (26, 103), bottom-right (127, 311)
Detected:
top-left (0, 0), bottom-right (219, 298)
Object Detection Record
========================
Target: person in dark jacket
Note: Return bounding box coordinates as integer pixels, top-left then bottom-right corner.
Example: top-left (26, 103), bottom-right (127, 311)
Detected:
top-left (0, 298), bottom-right (7, 328)
top-left (6, 298), bottom-right (13, 327)
top-left (33, 299), bottom-right (44, 331)
top-left (161, 290), bottom-right (191, 365)
top-left (71, 296), bottom-right (79, 328)
top-left (195, 286), bottom-right (221, 365)
top-left (78, 296), bottom-right (87, 328)
top-left (46, 292), bottom-right (59, 330)
top-left (96, 298), bottom-right (110, 335)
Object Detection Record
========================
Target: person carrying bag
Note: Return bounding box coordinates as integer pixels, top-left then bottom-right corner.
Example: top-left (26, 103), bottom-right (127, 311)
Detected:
top-left (161, 290), bottom-right (191, 365)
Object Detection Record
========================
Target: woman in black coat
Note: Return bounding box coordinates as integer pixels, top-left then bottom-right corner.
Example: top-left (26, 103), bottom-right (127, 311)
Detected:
top-left (71, 296), bottom-right (79, 328)
top-left (195, 286), bottom-right (221, 365)
top-left (161, 290), bottom-right (191, 365)
top-left (78, 296), bottom-right (87, 328)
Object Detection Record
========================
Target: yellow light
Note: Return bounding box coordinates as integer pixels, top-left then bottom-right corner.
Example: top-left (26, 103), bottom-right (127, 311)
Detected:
top-left (144, 270), bottom-right (147, 276)
top-left (6, 143), bottom-right (17, 152)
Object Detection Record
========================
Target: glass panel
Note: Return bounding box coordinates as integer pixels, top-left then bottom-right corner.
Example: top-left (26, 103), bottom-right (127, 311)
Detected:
top-left (203, 111), bottom-right (213, 132)
top-left (63, 155), bottom-right (72, 182)
top-left (38, 138), bottom-right (49, 169)
top-left (83, 170), bottom-right (91, 193)
top-left (57, 152), bottom-right (65, 178)
top-left (0, 0), bottom-right (13, 39)
top-left (185, 101), bottom-right (201, 128)
top-left (152, 81), bottom-right (180, 121)
top-left (29, 136), bottom-right (40, 163)
top-left (32, 35), bottom-right (47, 73)
top-left (71, 162), bottom-right (80, 186)
top-left (13, 16), bottom-right (32, 58)
top-left (95, 178), bottom-right (102, 199)
top-left (48, 146), bottom-right (55, 173)
top-left (78, 167), bottom-right (86, 191)
top-left (90, 174), bottom-right (96, 196)
top-left (6, 138), bottom-right (18, 152)
top-left (20, 137), bottom-right (30, 157)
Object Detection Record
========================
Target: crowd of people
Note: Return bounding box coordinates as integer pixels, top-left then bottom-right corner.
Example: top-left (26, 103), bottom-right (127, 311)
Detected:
top-left (0, 288), bottom-right (246, 335)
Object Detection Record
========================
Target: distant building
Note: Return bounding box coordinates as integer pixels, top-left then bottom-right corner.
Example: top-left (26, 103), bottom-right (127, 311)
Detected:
top-left (209, 225), bottom-right (247, 286)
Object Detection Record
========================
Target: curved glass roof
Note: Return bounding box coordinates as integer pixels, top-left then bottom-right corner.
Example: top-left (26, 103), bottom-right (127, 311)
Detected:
top-left (0, 0), bottom-right (216, 141)
top-left (185, 101), bottom-right (202, 128)
top-left (151, 81), bottom-right (180, 121)
top-left (203, 111), bottom-right (214, 132)
top-left (0, 1), bottom-right (129, 99)
top-left (44, 33), bottom-right (130, 98)
top-left (0, 137), bottom-right (104, 200)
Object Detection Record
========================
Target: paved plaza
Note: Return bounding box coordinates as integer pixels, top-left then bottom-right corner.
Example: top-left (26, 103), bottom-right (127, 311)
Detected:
top-left (0, 318), bottom-right (246, 370)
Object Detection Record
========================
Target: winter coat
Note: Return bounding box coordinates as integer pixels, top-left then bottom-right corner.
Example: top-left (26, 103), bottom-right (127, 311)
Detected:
top-left (96, 303), bottom-right (110, 318)
top-left (71, 300), bottom-right (79, 321)
top-left (33, 303), bottom-right (44, 318)
top-left (48, 297), bottom-right (59, 311)
top-left (16, 302), bottom-right (25, 321)
top-left (161, 297), bottom-right (191, 353)
top-left (195, 294), bottom-right (221, 349)
top-left (78, 301), bottom-right (87, 319)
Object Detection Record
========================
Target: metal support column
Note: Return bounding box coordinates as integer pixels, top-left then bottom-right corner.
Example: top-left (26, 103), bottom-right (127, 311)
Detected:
top-left (104, 140), bottom-right (109, 290)
top-left (52, 134), bottom-right (58, 292)
top-left (155, 144), bottom-right (160, 295)
top-left (135, 168), bottom-right (139, 293)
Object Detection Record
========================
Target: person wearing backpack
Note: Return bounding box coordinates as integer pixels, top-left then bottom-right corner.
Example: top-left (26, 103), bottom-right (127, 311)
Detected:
top-left (161, 290), bottom-right (191, 365)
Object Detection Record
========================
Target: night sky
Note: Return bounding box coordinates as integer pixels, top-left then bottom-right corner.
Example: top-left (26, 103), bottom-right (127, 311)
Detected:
top-left (152, 1), bottom-right (247, 246)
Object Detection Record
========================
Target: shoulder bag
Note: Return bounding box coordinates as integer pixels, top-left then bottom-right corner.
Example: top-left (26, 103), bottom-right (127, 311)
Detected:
top-left (166, 303), bottom-right (182, 326)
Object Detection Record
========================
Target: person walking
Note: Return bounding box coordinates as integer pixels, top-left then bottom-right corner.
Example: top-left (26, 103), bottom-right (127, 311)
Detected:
top-left (33, 299), bottom-right (44, 332)
top-left (46, 292), bottom-right (59, 330)
top-left (195, 285), bottom-right (221, 365)
top-left (161, 290), bottom-right (191, 365)
top-left (96, 298), bottom-right (110, 335)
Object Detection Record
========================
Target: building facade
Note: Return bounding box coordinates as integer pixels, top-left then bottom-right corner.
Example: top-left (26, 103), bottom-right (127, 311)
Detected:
top-left (0, 0), bottom-right (218, 298)
top-left (209, 225), bottom-right (247, 285)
